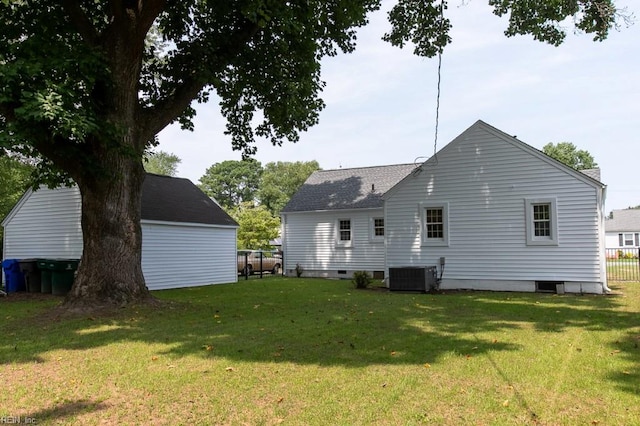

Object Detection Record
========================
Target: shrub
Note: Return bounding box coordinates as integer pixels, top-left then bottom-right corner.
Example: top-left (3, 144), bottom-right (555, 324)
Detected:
top-left (352, 271), bottom-right (372, 289)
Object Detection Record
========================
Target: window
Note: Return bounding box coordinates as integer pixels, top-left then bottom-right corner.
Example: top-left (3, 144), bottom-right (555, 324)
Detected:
top-left (426, 208), bottom-right (444, 239)
top-left (532, 204), bottom-right (551, 237)
top-left (374, 218), bottom-right (385, 237)
top-left (370, 217), bottom-right (385, 242)
top-left (619, 233), bottom-right (639, 247)
top-left (336, 219), bottom-right (352, 248)
top-left (339, 219), bottom-right (351, 241)
top-left (525, 198), bottom-right (558, 246)
top-left (420, 202), bottom-right (449, 246)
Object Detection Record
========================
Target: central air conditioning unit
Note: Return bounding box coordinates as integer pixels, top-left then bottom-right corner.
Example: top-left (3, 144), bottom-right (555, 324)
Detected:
top-left (389, 266), bottom-right (437, 292)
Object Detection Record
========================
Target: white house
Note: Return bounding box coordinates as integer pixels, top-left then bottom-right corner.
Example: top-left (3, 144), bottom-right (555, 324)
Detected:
top-left (605, 209), bottom-right (640, 252)
top-left (281, 163), bottom-right (417, 279)
top-left (2, 173), bottom-right (239, 290)
top-left (282, 120), bottom-right (609, 294)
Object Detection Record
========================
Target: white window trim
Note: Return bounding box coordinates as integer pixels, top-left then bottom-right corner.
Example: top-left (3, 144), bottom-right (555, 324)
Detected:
top-left (420, 202), bottom-right (449, 247)
top-left (335, 218), bottom-right (353, 248)
top-left (623, 233), bottom-right (634, 247)
top-left (525, 198), bottom-right (558, 246)
top-left (369, 216), bottom-right (385, 243)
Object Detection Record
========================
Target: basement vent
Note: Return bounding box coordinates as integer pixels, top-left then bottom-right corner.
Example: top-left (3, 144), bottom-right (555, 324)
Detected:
top-left (337, 270), bottom-right (347, 275)
top-left (536, 281), bottom-right (565, 293)
top-left (389, 267), bottom-right (437, 292)
top-left (372, 271), bottom-right (385, 280)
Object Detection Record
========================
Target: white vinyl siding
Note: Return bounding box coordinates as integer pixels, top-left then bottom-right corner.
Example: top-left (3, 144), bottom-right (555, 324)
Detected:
top-left (2, 187), bottom-right (83, 259)
top-left (384, 124), bottom-right (604, 285)
top-left (2, 186), bottom-right (238, 290)
top-left (282, 209), bottom-right (386, 275)
top-left (141, 222), bottom-right (237, 290)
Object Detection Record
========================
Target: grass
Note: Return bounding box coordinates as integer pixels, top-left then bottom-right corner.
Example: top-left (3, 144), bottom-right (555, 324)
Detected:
top-left (1, 277), bottom-right (639, 425)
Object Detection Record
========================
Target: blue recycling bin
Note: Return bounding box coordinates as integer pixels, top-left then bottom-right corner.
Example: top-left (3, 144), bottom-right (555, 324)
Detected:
top-left (2, 259), bottom-right (26, 293)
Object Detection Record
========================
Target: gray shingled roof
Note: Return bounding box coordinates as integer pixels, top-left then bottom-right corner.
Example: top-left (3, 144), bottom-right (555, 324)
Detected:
top-left (282, 164), bottom-right (417, 212)
top-left (141, 174), bottom-right (238, 226)
top-left (605, 209), bottom-right (640, 232)
top-left (580, 168), bottom-right (601, 181)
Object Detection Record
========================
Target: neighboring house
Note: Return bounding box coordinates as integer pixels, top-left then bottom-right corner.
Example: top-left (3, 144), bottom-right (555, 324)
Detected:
top-left (282, 120), bottom-right (609, 294)
top-left (281, 163), bottom-right (417, 279)
top-left (2, 173), bottom-right (239, 290)
top-left (605, 209), bottom-right (640, 251)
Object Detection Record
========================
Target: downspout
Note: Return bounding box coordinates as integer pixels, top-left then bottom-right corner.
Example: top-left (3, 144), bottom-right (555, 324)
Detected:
top-left (598, 185), bottom-right (611, 293)
top-left (280, 213), bottom-right (287, 277)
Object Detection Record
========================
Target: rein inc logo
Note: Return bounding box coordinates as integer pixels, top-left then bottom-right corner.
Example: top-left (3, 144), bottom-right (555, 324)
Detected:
top-left (0, 416), bottom-right (37, 424)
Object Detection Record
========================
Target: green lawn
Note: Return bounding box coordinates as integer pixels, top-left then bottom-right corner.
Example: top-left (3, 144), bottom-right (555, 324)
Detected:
top-left (1, 278), bottom-right (639, 425)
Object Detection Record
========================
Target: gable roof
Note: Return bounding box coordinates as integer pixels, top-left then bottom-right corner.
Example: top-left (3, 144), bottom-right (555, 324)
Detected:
top-left (2, 174), bottom-right (238, 228)
top-left (282, 163), bottom-right (417, 213)
top-left (385, 120), bottom-right (605, 199)
top-left (605, 209), bottom-right (640, 232)
top-left (141, 174), bottom-right (238, 226)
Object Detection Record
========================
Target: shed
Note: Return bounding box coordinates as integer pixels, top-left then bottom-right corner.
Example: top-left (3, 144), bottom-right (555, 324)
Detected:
top-left (1, 173), bottom-right (239, 290)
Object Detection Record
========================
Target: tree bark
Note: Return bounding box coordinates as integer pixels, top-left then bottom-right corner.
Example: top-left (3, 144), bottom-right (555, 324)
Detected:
top-left (64, 159), bottom-right (152, 310)
top-left (62, 3), bottom-right (155, 310)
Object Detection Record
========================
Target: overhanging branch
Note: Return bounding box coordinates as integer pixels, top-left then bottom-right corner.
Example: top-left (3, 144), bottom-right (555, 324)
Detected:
top-left (139, 19), bottom-right (261, 143)
top-left (61, 0), bottom-right (100, 46)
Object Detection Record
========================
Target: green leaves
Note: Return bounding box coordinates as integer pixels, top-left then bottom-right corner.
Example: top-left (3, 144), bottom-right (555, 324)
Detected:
top-left (231, 202), bottom-right (280, 250)
top-left (489, 0), bottom-right (623, 45)
top-left (383, 0), bottom-right (452, 57)
top-left (542, 142), bottom-right (598, 170)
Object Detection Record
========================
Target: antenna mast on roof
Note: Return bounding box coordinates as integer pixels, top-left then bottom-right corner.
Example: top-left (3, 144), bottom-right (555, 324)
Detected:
top-left (432, 0), bottom-right (445, 163)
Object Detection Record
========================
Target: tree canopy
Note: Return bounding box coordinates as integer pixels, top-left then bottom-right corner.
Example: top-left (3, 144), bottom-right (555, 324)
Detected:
top-left (143, 150), bottom-right (181, 176)
top-left (199, 159), bottom-right (263, 210)
top-left (0, 1), bottom-right (625, 309)
top-left (542, 142), bottom-right (598, 170)
top-left (232, 203), bottom-right (280, 250)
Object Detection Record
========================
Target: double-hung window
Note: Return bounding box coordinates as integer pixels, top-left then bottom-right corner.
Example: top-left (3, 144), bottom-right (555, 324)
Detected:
top-left (525, 198), bottom-right (558, 246)
top-left (370, 217), bottom-right (385, 242)
top-left (420, 202), bottom-right (449, 246)
top-left (336, 219), bottom-right (352, 247)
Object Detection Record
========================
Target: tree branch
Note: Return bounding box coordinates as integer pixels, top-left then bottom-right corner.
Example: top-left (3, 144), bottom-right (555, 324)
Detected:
top-left (61, 0), bottom-right (100, 46)
top-left (139, 19), bottom-right (261, 142)
top-left (0, 102), bottom-right (17, 123)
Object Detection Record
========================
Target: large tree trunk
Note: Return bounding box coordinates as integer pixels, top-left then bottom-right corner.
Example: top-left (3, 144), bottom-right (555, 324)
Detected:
top-left (63, 158), bottom-right (152, 310)
top-left (61, 8), bottom-right (155, 311)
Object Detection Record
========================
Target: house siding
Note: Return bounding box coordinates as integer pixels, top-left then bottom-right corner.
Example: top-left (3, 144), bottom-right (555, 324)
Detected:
top-left (141, 222), bottom-right (237, 290)
top-left (2, 186), bottom-right (237, 290)
top-left (282, 209), bottom-right (386, 278)
top-left (385, 124), bottom-right (604, 292)
top-left (2, 187), bottom-right (83, 259)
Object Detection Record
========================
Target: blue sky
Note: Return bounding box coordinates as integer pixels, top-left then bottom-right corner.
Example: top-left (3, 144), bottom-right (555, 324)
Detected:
top-left (157, 1), bottom-right (639, 214)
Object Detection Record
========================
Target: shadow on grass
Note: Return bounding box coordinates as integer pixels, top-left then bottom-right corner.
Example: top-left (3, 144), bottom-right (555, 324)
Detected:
top-left (1, 278), bottom-right (639, 394)
top-left (21, 399), bottom-right (108, 424)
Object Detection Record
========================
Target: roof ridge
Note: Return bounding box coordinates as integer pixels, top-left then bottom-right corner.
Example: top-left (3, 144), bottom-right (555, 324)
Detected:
top-left (315, 163), bottom-right (417, 173)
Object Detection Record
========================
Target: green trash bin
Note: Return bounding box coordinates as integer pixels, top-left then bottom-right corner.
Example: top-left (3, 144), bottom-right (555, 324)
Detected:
top-left (37, 259), bottom-right (54, 294)
top-left (49, 259), bottom-right (80, 296)
top-left (36, 259), bottom-right (79, 295)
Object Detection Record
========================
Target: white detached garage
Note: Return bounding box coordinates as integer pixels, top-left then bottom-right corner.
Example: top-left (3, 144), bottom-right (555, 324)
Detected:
top-left (2, 173), bottom-right (239, 290)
